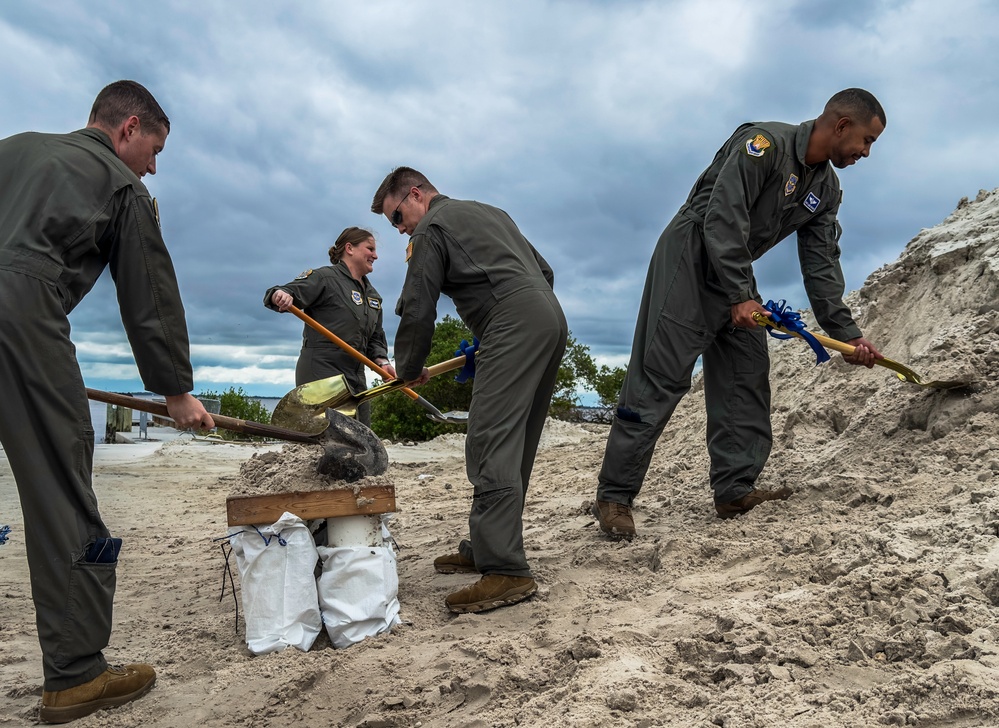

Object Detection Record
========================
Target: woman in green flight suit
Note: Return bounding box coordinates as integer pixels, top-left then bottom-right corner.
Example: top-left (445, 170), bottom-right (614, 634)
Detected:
top-left (265, 227), bottom-right (396, 426)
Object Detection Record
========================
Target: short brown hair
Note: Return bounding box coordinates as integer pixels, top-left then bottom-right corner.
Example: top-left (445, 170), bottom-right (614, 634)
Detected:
top-left (370, 167), bottom-right (436, 214)
top-left (329, 227), bottom-right (374, 264)
top-left (825, 88), bottom-right (886, 127)
top-left (88, 80), bottom-right (170, 134)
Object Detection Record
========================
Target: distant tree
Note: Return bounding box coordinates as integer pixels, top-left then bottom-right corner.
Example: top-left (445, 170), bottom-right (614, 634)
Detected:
top-left (369, 315), bottom-right (474, 441)
top-left (549, 334), bottom-right (597, 420)
top-left (592, 364), bottom-right (627, 408)
top-left (197, 386), bottom-right (270, 440)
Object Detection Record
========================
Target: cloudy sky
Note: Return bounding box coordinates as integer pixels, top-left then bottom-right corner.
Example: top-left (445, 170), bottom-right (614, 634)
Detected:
top-left (3, 1), bottom-right (997, 398)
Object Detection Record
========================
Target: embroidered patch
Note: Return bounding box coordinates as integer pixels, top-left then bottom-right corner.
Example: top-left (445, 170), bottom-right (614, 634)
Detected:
top-left (804, 191), bottom-right (820, 212)
top-left (351, 290), bottom-right (362, 305)
top-left (367, 297), bottom-right (381, 309)
top-left (294, 269), bottom-right (313, 280)
top-left (745, 134), bottom-right (771, 157)
top-left (152, 198), bottom-right (161, 229)
top-left (405, 240), bottom-right (414, 263)
top-left (784, 174), bottom-right (798, 197)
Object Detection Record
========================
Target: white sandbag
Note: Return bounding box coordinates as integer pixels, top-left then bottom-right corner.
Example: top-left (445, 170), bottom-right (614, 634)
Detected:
top-left (228, 511), bottom-right (321, 655)
top-left (317, 519), bottom-right (401, 648)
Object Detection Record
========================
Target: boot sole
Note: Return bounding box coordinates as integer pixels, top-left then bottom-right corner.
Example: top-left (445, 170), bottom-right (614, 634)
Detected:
top-left (447, 584), bottom-right (538, 614)
top-left (39, 675), bottom-right (155, 724)
top-left (434, 564), bottom-right (479, 574)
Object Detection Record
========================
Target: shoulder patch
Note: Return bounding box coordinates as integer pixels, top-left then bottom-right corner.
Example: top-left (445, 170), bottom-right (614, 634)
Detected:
top-left (152, 198), bottom-right (161, 229)
top-left (295, 269), bottom-right (313, 280)
top-left (351, 290), bottom-right (363, 305)
top-left (745, 134), bottom-right (771, 157)
top-left (405, 239), bottom-right (414, 263)
top-left (803, 192), bottom-right (821, 212)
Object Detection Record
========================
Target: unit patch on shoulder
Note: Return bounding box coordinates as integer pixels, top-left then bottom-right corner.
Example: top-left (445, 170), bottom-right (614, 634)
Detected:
top-left (152, 198), bottom-right (161, 229)
top-left (405, 240), bottom-right (414, 263)
top-left (745, 134), bottom-right (771, 157)
top-left (367, 297), bottom-right (381, 309)
top-left (784, 174), bottom-right (798, 196)
top-left (804, 191), bottom-right (821, 212)
top-left (295, 269), bottom-right (313, 280)
top-left (351, 290), bottom-right (363, 305)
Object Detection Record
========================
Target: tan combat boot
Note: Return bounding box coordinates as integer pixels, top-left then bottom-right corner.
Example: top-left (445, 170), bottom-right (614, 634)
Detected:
top-left (445, 574), bottom-right (537, 613)
top-left (715, 486), bottom-right (794, 519)
top-left (40, 663), bottom-right (156, 724)
top-left (592, 499), bottom-right (636, 541)
top-left (433, 551), bottom-right (478, 574)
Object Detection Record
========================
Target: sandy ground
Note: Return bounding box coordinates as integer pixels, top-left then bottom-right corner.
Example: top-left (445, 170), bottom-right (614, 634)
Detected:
top-left (3, 190), bottom-right (999, 726)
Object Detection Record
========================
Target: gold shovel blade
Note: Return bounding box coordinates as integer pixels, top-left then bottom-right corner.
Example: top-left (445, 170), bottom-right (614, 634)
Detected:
top-left (271, 375), bottom-right (412, 434)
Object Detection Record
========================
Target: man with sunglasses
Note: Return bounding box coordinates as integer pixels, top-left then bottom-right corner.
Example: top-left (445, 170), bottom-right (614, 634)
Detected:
top-left (372, 167), bottom-right (568, 614)
top-left (592, 88), bottom-right (886, 539)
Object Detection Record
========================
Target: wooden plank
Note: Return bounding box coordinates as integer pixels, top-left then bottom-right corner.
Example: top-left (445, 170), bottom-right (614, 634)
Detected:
top-left (226, 486), bottom-right (396, 526)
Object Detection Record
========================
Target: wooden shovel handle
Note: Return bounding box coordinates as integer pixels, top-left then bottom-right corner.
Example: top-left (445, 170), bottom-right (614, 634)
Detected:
top-left (288, 305), bottom-right (421, 402)
top-left (86, 388), bottom-right (319, 444)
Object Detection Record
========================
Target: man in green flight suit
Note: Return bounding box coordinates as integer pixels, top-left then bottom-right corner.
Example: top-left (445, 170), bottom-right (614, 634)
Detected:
top-left (372, 167), bottom-right (568, 614)
top-left (0, 81), bottom-right (214, 723)
top-left (593, 88), bottom-right (886, 540)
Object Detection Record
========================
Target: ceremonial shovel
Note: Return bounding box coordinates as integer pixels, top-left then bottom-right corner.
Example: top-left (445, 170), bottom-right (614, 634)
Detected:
top-left (86, 388), bottom-right (325, 444)
top-left (285, 305), bottom-right (467, 425)
top-left (271, 353), bottom-right (473, 435)
top-left (752, 313), bottom-right (971, 390)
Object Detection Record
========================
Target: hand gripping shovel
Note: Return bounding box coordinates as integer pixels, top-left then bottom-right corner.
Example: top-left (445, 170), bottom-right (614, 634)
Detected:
top-left (286, 305), bottom-right (467, 425)
top-left (86, 389), bottom-right (325, 444)
top-left (752, 312), bottom-right (971, 390)
top-left (271, 352), bottom-right (472, 435)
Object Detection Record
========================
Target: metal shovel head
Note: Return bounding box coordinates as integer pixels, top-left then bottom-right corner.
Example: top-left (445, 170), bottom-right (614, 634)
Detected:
top-left (271, 375), bottom-right (355, 435)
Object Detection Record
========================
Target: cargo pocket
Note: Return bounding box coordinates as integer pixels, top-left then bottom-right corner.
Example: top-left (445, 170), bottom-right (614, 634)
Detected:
top-left (54, 558), bottom-right (117, 668)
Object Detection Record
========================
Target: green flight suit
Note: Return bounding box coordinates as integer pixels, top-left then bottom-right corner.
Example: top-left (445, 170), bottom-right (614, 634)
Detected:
top-left (264, 262), bottom-right (388, 426)
top-left (598, 120), bottom-right (863, 508)
top-left (0, 128), bottom-right (194, 690)
top-left (395, 195), bottom-right (568, 577)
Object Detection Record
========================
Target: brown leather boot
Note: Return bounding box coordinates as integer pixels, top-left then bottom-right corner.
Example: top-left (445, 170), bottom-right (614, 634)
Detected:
top-left (715, 487), bottom-right (794, 519)
top-left (445, 574), bottom-right (537, 613)
top-left (40, 663), bottom-right (156, 724)
top-left (592, 499), bottom-right (636, 540)
top-left (433, 551), bottom-right (478, 574)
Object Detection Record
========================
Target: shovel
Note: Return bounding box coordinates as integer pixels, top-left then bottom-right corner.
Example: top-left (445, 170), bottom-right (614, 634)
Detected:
top-left (752, 313), bottom-right (971, 389)
top-left (86, 388), bottom-right (325, 444)
top-left (271, 353), bottom-right (472, 435)
top-left (286, 305), bottom-right (466, 424)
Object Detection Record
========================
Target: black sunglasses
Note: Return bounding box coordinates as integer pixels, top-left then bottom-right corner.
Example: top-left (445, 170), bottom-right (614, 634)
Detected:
top-left (391, 184), bottom-right (422, 226)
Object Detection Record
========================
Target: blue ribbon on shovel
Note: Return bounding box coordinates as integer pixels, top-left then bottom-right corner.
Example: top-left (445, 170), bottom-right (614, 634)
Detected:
top-left (760, 299), bottom-right (830, 365)
top-left (453, 338), bottom-right (479, 383)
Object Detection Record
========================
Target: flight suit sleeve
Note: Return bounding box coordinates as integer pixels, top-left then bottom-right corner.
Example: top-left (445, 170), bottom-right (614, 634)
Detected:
top-left (263, 269), bottom-right (326, 311)
top-left (394, 227), bottom-right (447, 381)
top-left (702, 131), bottom-right (778, 304)
top-left (797, 203), bottom-right (862, 341)
top-left (530, 242), bottom-right (555, 288)
top-left (107, 189), bottom-right (194, 396)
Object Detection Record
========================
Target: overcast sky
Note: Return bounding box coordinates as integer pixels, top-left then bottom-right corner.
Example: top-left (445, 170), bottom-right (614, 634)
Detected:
top-left (3, 1), bottom-right (997, 398)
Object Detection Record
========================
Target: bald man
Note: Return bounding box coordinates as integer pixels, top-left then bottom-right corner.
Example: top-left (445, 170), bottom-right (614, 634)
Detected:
top-left (593, 88), bottom-right (886, 539)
